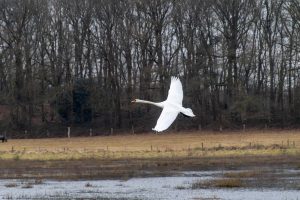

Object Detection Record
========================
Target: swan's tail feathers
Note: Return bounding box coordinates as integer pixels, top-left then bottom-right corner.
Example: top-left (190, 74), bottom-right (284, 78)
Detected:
top-left (181, 113), bottom-right (194, 118)
top-left (182, 108), bottom-right (195, 117)
top-left (189, 108), bottom-right (196, 117)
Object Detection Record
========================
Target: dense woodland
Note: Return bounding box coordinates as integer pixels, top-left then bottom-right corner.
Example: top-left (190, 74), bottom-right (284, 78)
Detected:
top-left (1, 0), bottom-right (300, 137)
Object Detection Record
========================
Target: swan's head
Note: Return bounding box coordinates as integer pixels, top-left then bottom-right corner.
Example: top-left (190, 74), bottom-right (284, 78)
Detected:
top-left (131, 99), bottom-right (141, 103)
top-left (182, 108), bottom-right (196, 117)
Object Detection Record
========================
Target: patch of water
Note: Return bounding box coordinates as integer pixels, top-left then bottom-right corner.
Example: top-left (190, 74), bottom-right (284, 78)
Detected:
top-left (0, 170), bottom-right (299, 200)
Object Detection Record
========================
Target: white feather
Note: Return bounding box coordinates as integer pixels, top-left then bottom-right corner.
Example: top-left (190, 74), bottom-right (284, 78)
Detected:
top-left (166, 77), bottom-right (183, 105)
top-left (152, 106), bottom-right (179, 132)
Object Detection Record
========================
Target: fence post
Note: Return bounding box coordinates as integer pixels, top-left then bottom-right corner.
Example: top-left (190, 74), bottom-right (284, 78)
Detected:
top-left (89, 128), bottom-right (92, 137)
top-left (67, 127), bottom-right (71, 138)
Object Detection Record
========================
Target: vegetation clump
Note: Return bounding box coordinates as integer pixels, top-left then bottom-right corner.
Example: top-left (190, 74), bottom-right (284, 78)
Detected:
top-left (224, 170), bottom-right (264, 179)
top-left (4, 183), bottom-right (18, 188)
top-left (192, 178), bottom-right (243, 189)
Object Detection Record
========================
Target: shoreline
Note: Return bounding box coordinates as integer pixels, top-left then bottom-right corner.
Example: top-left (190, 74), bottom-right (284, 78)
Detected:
top-left (0, 154), bottom-right (299, 180)
top-left (0, 130), bottom-right (299, 180)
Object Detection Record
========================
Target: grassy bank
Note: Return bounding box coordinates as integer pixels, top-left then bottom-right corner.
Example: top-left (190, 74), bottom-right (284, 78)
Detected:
top-left (0, 129), bottom-right (299, 160)
top-left (0, 130), bottom-right (300, 180)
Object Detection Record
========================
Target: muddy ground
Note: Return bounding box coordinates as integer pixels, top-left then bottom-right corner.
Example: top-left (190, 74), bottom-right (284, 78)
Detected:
top-left (0, 155), bottom-right (299, 180)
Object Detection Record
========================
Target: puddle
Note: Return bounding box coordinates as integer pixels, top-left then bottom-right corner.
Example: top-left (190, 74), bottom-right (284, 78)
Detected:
top-left (0, 169), bottom-right (299, 200)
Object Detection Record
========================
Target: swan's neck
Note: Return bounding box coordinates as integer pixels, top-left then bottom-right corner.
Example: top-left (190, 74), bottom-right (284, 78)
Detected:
top-left (136, 99), bottom-right (163, 108)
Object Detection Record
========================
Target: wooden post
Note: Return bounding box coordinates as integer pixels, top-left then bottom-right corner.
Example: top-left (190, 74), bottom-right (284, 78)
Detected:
top-left (243, 124), bottom-right (246, 132)
top-left (201, 142), bottom-right (204, 151)
top-left (198, 124), bottom-right (202, 131)
top-left (110, 128), bottom-right (113, 135)
top-left (219, 125), bottom-right (223, 132)
top-left (131, 125), bottom-right (135, 134)
top-left (67, 127), bottom-right (71, 138)
top-left (89, 128), bottom-right (92, 137)
top-left (287, 139), bottom-right (290, 147)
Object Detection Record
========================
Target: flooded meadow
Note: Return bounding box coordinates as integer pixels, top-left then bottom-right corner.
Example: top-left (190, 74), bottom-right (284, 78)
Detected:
top-left (1, 168), bottom-right (299, 200)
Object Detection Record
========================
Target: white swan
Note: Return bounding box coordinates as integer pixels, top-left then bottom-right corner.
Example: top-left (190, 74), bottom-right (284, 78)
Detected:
top-left (132, 77), bottom-right (195, 132)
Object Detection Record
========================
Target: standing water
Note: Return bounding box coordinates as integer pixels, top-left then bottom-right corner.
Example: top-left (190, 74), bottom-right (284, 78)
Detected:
top-left (0, 169), bottom-right (299, 200)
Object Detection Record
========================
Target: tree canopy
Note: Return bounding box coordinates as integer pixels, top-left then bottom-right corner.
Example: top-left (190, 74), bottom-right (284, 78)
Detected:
top-left (1, 0), bottom-right (300, 137)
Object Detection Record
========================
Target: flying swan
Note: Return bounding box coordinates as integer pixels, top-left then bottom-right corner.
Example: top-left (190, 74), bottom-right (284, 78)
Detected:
top-left (132, 77), bottom-right (195, 132)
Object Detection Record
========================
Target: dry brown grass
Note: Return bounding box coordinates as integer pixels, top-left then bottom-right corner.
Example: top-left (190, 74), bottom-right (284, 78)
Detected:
top-left (192, 178), bottom-right (243, 189)
top-left (224, 170), bottom-right (265, 178)
top-left (0, 129), bottom-right (299, 180)
top-left (0, 129), bottom-right (299, 160)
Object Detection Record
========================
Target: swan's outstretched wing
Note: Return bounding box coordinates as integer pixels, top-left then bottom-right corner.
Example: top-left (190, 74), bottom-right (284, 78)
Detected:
top-left (166, 77), bottom-right (183, 105)
top-left (152, 106), bottom-right (179, 132)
